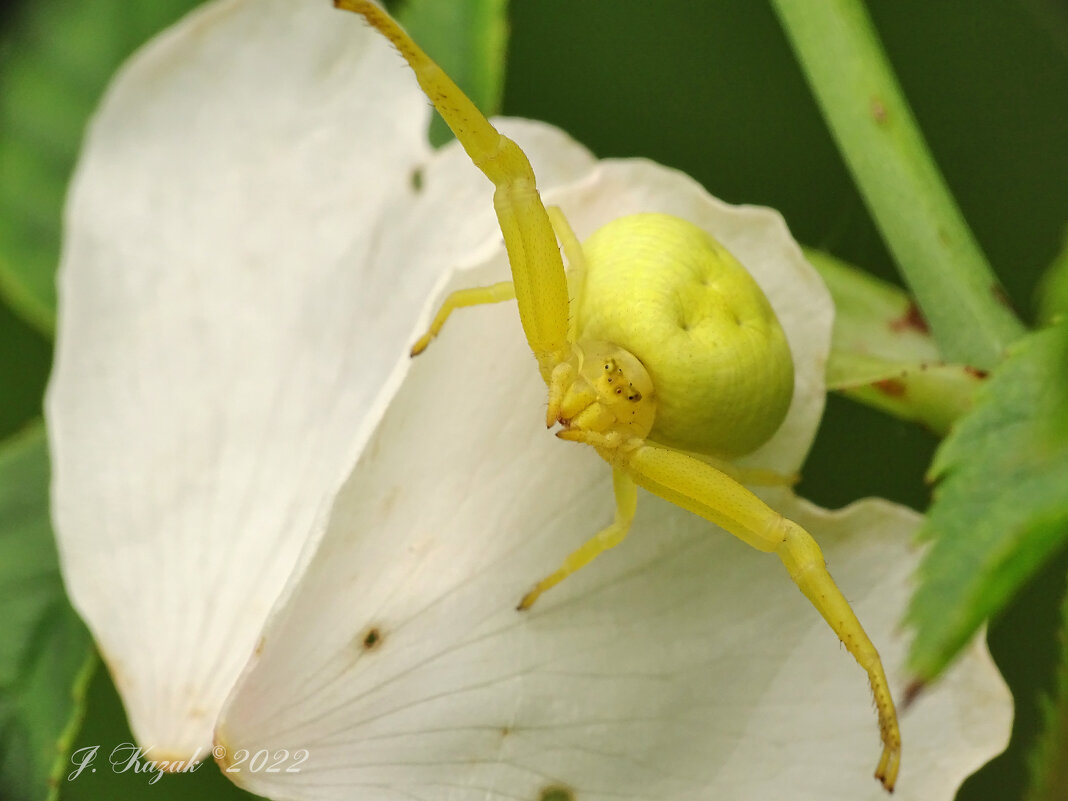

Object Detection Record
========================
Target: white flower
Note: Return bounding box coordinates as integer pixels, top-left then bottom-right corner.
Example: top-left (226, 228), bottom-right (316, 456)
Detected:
top-left (46, 0), bottom-right (1011, 799)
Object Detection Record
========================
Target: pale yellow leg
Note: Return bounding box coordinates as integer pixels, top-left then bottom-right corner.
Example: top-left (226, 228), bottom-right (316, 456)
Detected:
top-left (337, 1), bottom-right (571, 380)
top-left (624, 443), bottom-right (901, 793)
top-left (692, 452), bottom-right (799, 488)
top-left (518, 469), bottom-right (638, 611)
top-left (546, 206), bottom-right (587, 343)
top-left (410, 281), bottom-right (516, 356)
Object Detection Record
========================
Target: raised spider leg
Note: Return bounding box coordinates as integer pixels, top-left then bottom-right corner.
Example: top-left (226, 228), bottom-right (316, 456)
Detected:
top-left (518, 469), bottom-right (638, 611)
top-left (622, 443), bottom-right (902, 792)
top-left (410, 281), bottom-right (516, 356)
top-left (410, 208), bottom-right (585, 356)
top-left (336, 0), bottom-right (571, 381)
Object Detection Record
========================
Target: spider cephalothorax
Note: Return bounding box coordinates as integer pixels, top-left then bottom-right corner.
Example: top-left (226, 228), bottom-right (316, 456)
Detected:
top-left (548, 342), bottom-right (656, 445)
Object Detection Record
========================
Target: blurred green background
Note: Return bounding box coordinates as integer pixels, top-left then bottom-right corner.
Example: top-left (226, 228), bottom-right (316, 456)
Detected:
top-left (1, 1), bottom-right (1066, 799)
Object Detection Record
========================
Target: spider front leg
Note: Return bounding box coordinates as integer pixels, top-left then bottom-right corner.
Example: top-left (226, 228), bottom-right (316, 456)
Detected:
top-left (621, 443), bottom-right (902, 792)
top-left (411, 207), bottom-right (585, 356)
top-left (410, 281), bottom-right (515, 356)
top-left (336, 0), bottom-right (571, 381)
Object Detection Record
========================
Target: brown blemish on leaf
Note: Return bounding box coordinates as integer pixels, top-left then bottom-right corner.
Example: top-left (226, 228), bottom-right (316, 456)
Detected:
top-left (903, 678), bottom-right (926, 710)
top-left (874, 378), bottom-right (907, 397)
top-left (963, 365), bottom-right (990, 380)
top-left (890, 300), bottom-right (930, 334)
top-left (361, 626), bottom-right (383, 651)
top-left (539, 785), bottom-right (575, 801)
top-left (870, 96), bottom-right (888, 125)
top-left (992, 283), bottom-right (1016, 311)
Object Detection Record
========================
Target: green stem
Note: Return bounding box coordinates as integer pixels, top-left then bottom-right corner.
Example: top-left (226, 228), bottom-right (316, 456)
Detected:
top-left (1025, 582), bottom-right (1068, 801)
top-left (770, 0), bottom-right (1025, 370)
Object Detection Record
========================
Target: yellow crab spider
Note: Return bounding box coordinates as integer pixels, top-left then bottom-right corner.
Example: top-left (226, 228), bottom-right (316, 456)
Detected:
top-left (336, 0), bottom-right (900, 792)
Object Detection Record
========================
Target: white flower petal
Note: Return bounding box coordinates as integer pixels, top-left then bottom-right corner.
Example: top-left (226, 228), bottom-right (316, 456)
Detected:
top-left (46, 0), bottom-right (602, 761)
top-left (45, 0), bottom-right (421, 758)
top-left (217, 253), bottom-right (1008, 800)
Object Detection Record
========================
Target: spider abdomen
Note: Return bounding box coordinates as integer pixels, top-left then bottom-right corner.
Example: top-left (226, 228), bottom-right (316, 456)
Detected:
top-left (576, 213), bottom-right (794, 457)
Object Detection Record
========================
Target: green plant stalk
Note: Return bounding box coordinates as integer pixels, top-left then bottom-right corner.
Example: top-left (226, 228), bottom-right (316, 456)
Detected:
top-left (1025, 581), bottom-right (1068, 801)
top-left (771, 0), bottom-right (1025, 370)
top-left (46, 648), bottom-right (97, 801)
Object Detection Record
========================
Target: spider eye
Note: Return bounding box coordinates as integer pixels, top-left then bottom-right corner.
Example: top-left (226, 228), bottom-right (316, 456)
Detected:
top-left (615, 387), bottom-right (623, 395)
top-left (629, 391), bottom-right (642, 402)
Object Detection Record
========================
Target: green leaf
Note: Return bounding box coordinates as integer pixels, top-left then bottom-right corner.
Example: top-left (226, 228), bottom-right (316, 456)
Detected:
top-left (907, 322), bottom-right (1068, 682)
top-left (770, 0), bottom-right (1025, 369)
top-left (0, 0), bottom-right (207, 336)
top-left (0, 423), bottom-right (96, 801)
top-left (806, 248), bottom-right (984, 435)
top-left (396, 0), bottom-right (509, 147)
top-left (1026, 581), bottom-right (1068, 801)
top-left (828, 356), bottom-right (984, 437)
top-left (1037, 224), bottom-right (1068, 327)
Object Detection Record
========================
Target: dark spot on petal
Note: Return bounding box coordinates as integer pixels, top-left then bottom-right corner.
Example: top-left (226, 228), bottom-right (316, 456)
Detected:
top-left (889, 301), bottom-right (930, 334)
top-left (410, 166), bottom-right (425, 192)
top-left (874, 378), bottom-right (907, 397)
top-left (378, 485), bottom-right (403, 518)
top-left (361, 626), bottom-right (383, 651)
top-left (539, 786), bottom-right (574, 801)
